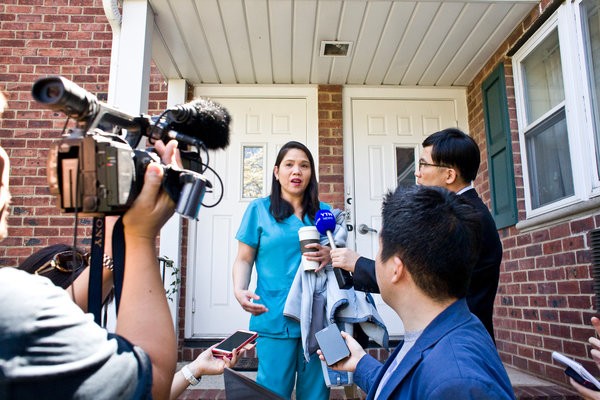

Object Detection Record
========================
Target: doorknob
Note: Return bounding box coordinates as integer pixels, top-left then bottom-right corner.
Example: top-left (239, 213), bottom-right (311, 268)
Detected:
top-left (358, 224), bottom-right (378, 235)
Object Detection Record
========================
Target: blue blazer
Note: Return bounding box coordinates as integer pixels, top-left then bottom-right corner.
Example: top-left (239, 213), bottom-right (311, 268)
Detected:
top-left (354, 299), bottom-right (515, 400)
top-left (352, 188), bottom-right (502, 342)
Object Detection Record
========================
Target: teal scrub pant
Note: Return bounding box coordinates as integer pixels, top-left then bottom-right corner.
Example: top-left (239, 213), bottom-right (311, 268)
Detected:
top-left (256, 336), bottom-right (329, 400)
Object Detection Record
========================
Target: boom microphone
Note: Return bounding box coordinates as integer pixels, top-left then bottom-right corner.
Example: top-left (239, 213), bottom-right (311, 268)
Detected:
top-left (315, 209), bottom-right (354, 289)
top-left (166, 98), bottom-right (231, 150)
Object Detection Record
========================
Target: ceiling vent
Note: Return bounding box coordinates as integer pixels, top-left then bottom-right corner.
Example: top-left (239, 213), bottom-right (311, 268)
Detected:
top-left (320, 41), bottom-right (352, 57)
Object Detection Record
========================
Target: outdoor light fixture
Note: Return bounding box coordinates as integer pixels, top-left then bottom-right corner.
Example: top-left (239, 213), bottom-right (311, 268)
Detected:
top-left (320, 41), bottom-right (353, 57)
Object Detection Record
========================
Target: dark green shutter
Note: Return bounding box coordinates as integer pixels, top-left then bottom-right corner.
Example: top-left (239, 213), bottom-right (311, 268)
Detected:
top-left (481, 63), bottom-right (518, 229)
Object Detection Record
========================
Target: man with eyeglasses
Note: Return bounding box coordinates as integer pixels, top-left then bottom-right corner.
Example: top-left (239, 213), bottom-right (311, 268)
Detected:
top-left (0, 92), bottom-right (178, 399)
top-left (321, 185), bottom-right (514, 399)
top-left (331, 127), bottom-right (502, 342)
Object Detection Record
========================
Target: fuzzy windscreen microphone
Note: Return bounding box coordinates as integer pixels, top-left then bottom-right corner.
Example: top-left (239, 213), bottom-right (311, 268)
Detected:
top-left (165, 98), bottom-right (231, 150)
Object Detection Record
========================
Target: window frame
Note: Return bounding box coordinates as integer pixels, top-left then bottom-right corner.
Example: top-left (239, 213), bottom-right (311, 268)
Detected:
top-left (512, 1), bottom-right (600, 219)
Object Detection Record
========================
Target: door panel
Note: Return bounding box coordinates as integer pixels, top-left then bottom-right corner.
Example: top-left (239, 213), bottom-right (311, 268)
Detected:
top-left (352, 99), bottom-right (458, 337)
top-left (188, 97), bottom-right (308, 338)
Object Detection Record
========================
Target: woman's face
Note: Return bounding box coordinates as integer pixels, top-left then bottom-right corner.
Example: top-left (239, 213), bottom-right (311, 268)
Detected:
top-left (274, 148), bottom-right (312, 200)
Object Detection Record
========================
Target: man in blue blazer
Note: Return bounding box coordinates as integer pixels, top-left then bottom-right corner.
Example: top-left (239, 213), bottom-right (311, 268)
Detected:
top-left (331, 128), bottom-right (502, 342)
top-left (321, 185), bottom-right (514, 399)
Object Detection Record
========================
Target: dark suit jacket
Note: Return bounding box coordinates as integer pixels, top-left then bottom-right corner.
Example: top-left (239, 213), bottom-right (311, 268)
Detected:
top-left (354, 299), bottom-right (514, 399)
top-left (352, 188), bottom-right (503, 342)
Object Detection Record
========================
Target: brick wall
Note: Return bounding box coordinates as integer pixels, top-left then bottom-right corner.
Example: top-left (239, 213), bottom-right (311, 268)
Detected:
top-left (466, 0), bottom-right (600, 385)
top-left (0, 0), bottom-right (167, 266)
top-left (318, 84), bottom-right (345, 210)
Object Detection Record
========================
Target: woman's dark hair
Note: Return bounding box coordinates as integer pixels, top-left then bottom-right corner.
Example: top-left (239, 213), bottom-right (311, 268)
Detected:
top-left (18, 244), bottom-right (87, 289)
top-left (270, 141), bottom-right (320, 222)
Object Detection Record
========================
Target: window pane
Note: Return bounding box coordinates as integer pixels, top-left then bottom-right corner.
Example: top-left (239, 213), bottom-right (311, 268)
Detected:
top-left (242, 146), bottom-right (264, 199)
top-left (525, 108), bottom-right (574, 208)
top-left (522, 29), bottom-right (564, 124)
top-left (582, 0), bottom-right (600, 174)
top-left (395, 147), bottom-right (416, 188)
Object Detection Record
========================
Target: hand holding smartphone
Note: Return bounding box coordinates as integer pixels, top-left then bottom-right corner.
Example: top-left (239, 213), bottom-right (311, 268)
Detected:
top-left (552, 351), bottom-right (600, 391)
top-left (315, 324), bottom-right (350, 366)
top-left (212, 330), bottom-right (258, 359)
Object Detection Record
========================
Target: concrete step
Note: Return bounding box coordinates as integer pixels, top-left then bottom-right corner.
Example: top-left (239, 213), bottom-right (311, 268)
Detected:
top-left (175, 364), bottom-right (580, 399)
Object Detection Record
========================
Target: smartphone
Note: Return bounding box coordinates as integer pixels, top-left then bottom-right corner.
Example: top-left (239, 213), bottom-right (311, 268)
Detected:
top-left (315, 324), bottom-right (350, 366)
top-left (552, 351), bottom-right (600, 391)
top-left (212, 330), bottom-right (258, 358)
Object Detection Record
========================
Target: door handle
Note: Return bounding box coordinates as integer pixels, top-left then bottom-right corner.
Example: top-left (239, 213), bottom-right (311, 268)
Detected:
top-left (358, 224), bottom-right (378, 235)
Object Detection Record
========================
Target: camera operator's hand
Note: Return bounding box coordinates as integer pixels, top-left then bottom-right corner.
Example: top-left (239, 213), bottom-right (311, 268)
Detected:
top-left (123, 162), bottom-right (175, 241)
top-left (154, 139), bottom-right (183, 169)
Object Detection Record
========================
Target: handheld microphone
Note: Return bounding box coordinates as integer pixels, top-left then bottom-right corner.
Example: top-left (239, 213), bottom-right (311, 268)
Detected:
top-left (315, 209), bottom-right (354, 289)
top-left (165, 98), bottom-right (231, 150)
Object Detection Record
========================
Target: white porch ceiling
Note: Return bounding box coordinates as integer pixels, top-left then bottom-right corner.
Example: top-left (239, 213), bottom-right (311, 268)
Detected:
top-left (149, 0), bottom-right (537, 87)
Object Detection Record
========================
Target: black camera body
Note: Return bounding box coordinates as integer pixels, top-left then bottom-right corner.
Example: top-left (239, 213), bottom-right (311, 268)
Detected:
top-left (34, 76), bottom-right (228, 220)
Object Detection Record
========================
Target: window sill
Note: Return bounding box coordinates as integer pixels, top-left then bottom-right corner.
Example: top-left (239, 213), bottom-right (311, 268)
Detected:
top-left (516, 196), bottom-right (600, 232)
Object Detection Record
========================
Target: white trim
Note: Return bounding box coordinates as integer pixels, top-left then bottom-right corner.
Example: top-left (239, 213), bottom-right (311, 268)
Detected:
top-left (159, 79), bottom-right (188, 331)
top-left (512, 1), bottom-right (600, 220)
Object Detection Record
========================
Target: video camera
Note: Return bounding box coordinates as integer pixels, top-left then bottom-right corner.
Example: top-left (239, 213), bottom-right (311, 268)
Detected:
top-left (31, 76), bottom-right (231, 220)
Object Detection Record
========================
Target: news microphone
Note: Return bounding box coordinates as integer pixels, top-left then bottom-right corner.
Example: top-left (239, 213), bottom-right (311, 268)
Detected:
top-left (165, 98), bottom-right (231, 150)
top-left (315, 209), bottom-right (354, 289)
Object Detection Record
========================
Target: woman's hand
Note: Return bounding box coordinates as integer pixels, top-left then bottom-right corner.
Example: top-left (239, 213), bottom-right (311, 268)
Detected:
top-left (303, 243), bottom-right (332, 272)
top-left (234, 288), bottom-right (268, 316)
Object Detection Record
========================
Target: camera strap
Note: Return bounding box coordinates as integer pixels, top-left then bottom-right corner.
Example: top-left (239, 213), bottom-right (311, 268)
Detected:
top-left (111, 217), bottom-right (125, 313)
top-left (89, 217), bottom-right (105, 325)
top-left (89, 216), bottom-right (126, 325)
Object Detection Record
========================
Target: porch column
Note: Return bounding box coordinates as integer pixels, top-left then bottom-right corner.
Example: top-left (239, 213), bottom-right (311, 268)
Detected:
top-left (161, 79), bottom-right (188, 330)
top-left (111, 0), bottom-right (153, 115)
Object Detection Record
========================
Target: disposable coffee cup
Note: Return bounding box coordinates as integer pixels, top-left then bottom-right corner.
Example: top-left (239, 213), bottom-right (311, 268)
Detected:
top-left (298, 226), bottom-right (320, 271)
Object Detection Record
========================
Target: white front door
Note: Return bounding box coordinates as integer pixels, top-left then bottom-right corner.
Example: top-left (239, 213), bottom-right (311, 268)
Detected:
top-left (185, 87), bottom-right (318, 338)
top-left (344, 88), bottom-right (468, 337)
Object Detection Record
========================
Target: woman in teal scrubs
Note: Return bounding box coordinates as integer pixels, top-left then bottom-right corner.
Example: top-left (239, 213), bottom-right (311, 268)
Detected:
top-left (232, 141), bottom-right (331, 399)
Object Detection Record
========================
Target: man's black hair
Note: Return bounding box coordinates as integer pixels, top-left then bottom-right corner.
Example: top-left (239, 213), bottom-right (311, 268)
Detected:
top-left (379, 185), bottom-right (481, 301)
top-left (422, 128), bottom-right (480, 183)
top-left (269, 141), bottom-right (320, 222)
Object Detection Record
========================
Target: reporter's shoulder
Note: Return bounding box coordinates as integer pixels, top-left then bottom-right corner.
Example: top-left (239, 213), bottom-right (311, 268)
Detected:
top-left (0, 266), bottom-right (54, 287)
top-left (0, 266), bottom-right (83, 313)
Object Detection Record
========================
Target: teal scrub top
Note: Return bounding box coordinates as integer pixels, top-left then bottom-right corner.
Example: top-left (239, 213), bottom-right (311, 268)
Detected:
top-left (236, 197), bottom-right (330, 338)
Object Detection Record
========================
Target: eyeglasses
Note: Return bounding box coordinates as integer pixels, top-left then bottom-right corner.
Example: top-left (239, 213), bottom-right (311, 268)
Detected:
top-left (418, 161), bottom-right (449, 170)
top-left (34, 250), bottom-right (88, 276)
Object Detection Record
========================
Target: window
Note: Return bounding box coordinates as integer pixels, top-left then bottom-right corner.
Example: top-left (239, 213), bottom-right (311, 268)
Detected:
top-left (513, 0), bottom-right (600, 217)
top-left (395, 147), bottom-right (416, 188)
top-left (242, 145), bottom-right (265, 199)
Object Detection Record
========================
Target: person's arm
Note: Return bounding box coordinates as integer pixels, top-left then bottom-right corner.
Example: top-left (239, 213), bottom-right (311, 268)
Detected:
top-left (116, 143), bottom-right (180, 399)
top-left (169, 347), bottom-right (241, 400)
top-left (232, 241), bottom-right (267, 315)
top-left (570, 317), bottom-right (600, 399)
top-left (352, 256), bottom-right (380, 293)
